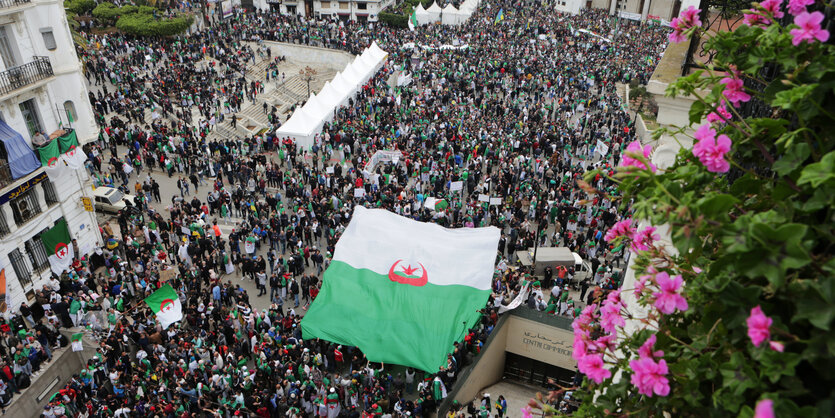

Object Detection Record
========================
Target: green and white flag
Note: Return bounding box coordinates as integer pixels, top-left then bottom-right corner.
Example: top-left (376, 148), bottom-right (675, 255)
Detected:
top-left (301, 206), bottom-right (499, 371)
top-left (71, 332), bottom-right (83, 352)
top-left (408, 9), bottom-right (418, 31)
top-left (41, 219), bottom-right (74, 275)
top-left (144, 284), bottom-right (183, 329)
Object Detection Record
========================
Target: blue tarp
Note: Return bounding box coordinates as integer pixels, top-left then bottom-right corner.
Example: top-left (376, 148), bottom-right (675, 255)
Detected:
top-left (0, 119), bottom-right (40, 179)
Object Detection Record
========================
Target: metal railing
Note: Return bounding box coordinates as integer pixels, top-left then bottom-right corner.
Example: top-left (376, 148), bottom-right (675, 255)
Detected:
top-left (0, 0), bottom-right (30, 9)
top-left (0, 160), bottom-right (12, 190)
top-left (0, 56), bottom-right (53, 96)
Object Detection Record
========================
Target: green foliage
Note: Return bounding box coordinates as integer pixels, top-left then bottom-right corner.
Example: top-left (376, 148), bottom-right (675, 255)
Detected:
top-left (92, 2), bottom-right (121, 26)
top-left (92, 1), bottom-right (192, 37)
top-left (64, 0), bottom-right (95, 15)
top-left (116, 13), bottom-right (193, 37)
top-left (572, 11), bottom-right (835, 418)
top-left (378, 12), bottom-right (408, 28)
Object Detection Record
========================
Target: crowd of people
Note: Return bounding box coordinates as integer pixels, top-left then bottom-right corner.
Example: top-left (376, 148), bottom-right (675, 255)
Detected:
top-left (5, 1), bottom-right (670, 416)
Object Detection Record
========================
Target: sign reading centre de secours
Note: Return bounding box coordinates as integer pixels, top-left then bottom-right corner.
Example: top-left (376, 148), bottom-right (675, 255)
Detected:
top-left (505, 316), bottom-right (575, 370)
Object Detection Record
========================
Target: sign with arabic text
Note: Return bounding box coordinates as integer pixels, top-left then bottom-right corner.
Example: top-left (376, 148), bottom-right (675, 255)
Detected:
top-left (506, 316), bottom-right (575, 369)
top-left (0, 170), bottom-right (47, 205)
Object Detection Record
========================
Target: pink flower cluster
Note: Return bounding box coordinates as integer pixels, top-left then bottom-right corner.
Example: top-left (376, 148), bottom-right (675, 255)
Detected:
top-left (619, 140), bottom-right (657, 173)
top-left (693, 123), bottom-right (733, 173)
top-left (706, 100), bottom-right (733, 124)
top-left (788, 0), bottom-right (814, 15)
top-left (603, 219), bottom-right (660, 252)
top-left (754, 399), bottom-right (775, 418)
top-left (633, 270), bottom-right (690, 315)
top-left (600, 290), bottom-right (626, 333)
top-left (743, 0), bottom-right (784, 27)
top-left (572, 306), bottom-right (613, 384)
top-left (628, 334), bottom-right (671, 397)
top-left (720, 73), bottom-right (751, 107)
top-left (669, 6), bottom-right (702, 43)
top-left (746, 306), bottom-right (785, 352)
top-left (791, 12), bottom-right (830, 45)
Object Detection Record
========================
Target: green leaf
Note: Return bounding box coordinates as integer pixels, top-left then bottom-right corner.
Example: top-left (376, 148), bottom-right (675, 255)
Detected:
top-left (798, 151), bottom-right (835, 187)
top-left (697, 194), bottom-right (739, 220)
top-left (689, 100), bottom-right (707, 125)
top-left (773, 142), bottom-right (810, 177)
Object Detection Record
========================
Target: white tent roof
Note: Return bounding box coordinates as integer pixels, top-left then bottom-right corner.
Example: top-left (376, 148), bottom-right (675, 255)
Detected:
top-left (369, 42), bottom-right (388, 62)
top-left (426, 1), bottom-right (442, 20)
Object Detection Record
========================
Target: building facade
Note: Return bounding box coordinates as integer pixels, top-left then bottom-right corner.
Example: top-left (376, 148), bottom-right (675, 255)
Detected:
top-left (254, 0), bottom-right (395, 22)
top-left (0, 0), bottom-right (100, 314)
top-left (587, 0), bottom-right (701, 21)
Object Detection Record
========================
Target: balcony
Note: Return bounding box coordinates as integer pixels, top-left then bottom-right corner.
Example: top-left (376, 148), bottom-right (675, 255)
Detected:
top-left (0, 57), bottom-right (53, 97)
top-left (0, 0), bottom-right (30, 11)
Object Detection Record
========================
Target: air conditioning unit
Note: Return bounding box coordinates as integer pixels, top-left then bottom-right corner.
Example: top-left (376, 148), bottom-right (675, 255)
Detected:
top-left (18, 200), bottom-right (33, 220)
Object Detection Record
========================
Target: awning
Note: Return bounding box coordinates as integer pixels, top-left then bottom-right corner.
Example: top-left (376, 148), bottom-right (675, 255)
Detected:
top-left (0, 119), bottom-right (40, 179)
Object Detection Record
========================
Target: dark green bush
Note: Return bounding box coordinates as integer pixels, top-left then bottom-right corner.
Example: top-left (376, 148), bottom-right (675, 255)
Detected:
top-left (64, 0), bottom-right (95, 15)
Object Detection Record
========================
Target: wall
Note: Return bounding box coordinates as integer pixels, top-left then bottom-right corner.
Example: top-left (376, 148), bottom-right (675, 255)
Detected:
top-left (264, 41), bottom-right (355, 68)
top-left (3, 330), bottom-right (97, 417)
top-left (505, 316), bottom-right (575, 370)
top-left (445, 315), bottom-right (510, 408)
top-left (0, 167), bottom-right (101, 313)
top-left (555, 0), bottom-right (584, 15)
top-left (439, 308), bottom-right (576, 415)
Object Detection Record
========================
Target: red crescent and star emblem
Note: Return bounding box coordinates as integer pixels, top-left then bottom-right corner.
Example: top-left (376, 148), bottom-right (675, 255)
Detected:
top-left (388, 259), bottom-right (428, 287)
top-left (67, 145), bottom-right (76, 157)
top-left (47, 157), bottom-right (58, 168)
top-left (54, 243), bottom-right (69, 260)
top-left (160, 298), bottom-right (175, 313)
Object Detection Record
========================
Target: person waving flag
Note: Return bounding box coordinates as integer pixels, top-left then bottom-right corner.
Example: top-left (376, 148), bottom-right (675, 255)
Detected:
top-left (144, 284), bottom-right (183, 329)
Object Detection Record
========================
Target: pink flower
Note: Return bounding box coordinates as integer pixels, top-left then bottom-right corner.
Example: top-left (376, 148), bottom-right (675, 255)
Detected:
top-left (706, 100), bottom-right (733, 124)
top-left (720, 77), bottom-right (751, 107)
top-left (638, 334), bottom-right (664, 360)
top-left (746, 305), bottom-right (773, 347)
top-left (578, 353), bottom-right (611, 384)
top-left (754, 399), bottom-right (775, 418)
top-left (629, 357), bottom-right (670, 397)
top-left (634, 274), bottom-right (649, 297)
top-left (743, 12), bottom-right (771, 26)
top-left (653, 273), bottom-right (688, 314)
top-left (668, 25), bottom-right (688, 43)
top-left (604, 219), bottom-right (637, 242)
top-left (790, 12), bottom-right (830, 45)
top-left (769, 341), bottom-right (785, 352)
top-left (572, 335), bottom-right (588, 361)
top-left (600, 290), bottom-right (626, 333)
top-left (693, 131), bottom-right (732, 173)
top-left (632, 226), bottom-right (661, 251)
top-left (761, 0), bottom-right (784, 18)
top-left (788, 0), bottom-right (814, 15)
top-left (521, 406), bottom-right (534, 418)
top-left (619, 140), bottom-right (657, 173)
top-left (680, 6), bottom-right (702, 27)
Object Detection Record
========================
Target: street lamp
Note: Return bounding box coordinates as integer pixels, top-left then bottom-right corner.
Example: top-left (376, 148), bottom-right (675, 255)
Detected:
top-left (299, 66), bottom-right (317, 98)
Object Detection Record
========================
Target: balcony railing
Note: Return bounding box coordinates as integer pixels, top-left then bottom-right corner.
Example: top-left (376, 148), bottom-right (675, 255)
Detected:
top-left (0, 56), bottom-right (53, 96)
top-left (0, 0), bottom-right (30, 9)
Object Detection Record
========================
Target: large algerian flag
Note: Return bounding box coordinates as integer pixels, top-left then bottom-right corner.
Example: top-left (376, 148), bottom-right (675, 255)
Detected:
top-left (41, 219), bottom-right (74, 275)
top-left (301, 206), bottom-right (499, 371)
top-left (71, 332), bottom-right (83, 352)
top-left (144, 284), bottom-right (183, 329)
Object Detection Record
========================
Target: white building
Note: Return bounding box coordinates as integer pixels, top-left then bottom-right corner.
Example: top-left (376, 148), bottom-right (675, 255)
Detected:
top-left (0, 0), bottom-right (100, 313)
top-left (254, 0), bottom-right (396, 22)
top-left (587, 0), bottom-right (701, 22)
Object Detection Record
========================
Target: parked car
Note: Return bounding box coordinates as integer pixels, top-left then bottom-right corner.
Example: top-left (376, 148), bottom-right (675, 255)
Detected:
top-left (92, 186), bottom-right (135, 213)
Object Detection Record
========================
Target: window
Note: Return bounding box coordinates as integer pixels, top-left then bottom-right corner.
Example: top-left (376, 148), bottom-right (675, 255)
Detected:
top-left (339, 2), bottom-right (349, 9)
top-left (320, 1), bottom-right (330, 8)
top-left (0, 208), bottom-right (9, 238)
top-left (40, 28), bottom-right (56, 51)
top-left (63, 100), bottom-right (77, 125)
top-left (9, 248), bottom-right (32, 289)
top-left (24, 230), bottom-right (49, 274)
top-left (10, 187), bottom-right (41, 226)
top-left (0, 26), bottom-right (19, 69)
top-left (19, 99), bottom-right (43, 139)
top-left (42, 179), bottom-right (58, 205)
top-left (357, 2), bottom-right (367, 9)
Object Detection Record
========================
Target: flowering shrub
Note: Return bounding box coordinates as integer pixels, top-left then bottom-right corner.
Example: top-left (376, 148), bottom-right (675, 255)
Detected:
top-left (539, 2), bottom-right (834, 417)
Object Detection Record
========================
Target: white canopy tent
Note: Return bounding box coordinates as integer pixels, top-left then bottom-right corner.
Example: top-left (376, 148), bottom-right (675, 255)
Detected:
top-left (273, 43), bottom-right (389, 149)
top-left (426, 2), bottom-right (442, 23)
top-left (441, 4), bottom-right (462, 25)
top-left (414, 3), bottom-right (431, 25)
